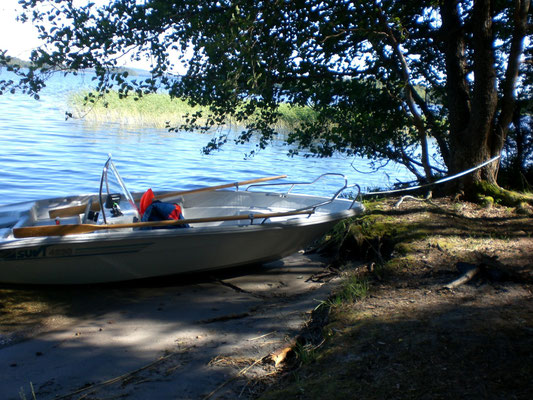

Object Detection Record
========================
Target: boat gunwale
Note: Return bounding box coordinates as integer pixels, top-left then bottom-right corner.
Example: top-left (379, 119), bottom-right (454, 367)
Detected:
top-left (0, 207), bottom-right (359, 248)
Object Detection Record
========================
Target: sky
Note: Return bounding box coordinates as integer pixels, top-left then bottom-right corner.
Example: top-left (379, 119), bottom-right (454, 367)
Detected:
top-left (0, 0), bottom-right (164, 72)
top-left (0, 0), bottom-right (44, 60)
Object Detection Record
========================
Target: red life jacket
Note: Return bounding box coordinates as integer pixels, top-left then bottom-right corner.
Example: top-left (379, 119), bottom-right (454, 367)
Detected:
top-left (139, 189), bottom-right (187, 227)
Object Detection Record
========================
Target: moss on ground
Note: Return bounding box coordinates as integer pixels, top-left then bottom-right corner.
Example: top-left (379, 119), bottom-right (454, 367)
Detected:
top-left (474, 181), bottom-right (533, 207)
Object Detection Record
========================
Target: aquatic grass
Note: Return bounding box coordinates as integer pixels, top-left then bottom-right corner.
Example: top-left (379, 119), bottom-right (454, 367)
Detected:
top-left (68, 91), bottom-right (203, 128)
top-left (68, 90), bottom-right (317, 130)
top-left (276, 102), bottom-right (318, 127)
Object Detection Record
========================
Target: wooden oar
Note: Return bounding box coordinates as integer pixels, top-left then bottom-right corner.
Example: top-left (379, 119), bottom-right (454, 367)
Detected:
top-left (48, 175), bottom-right (287, 219)
top-left (155, 175), bottom-right (287, 200)
top-left (14, 209), bottom-right (313, 238)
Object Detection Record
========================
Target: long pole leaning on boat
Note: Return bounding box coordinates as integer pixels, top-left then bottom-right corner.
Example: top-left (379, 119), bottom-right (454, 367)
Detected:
top-left (48, 175), bottom-right (288, 219)
top-left (13, 209), bottom-right (314, 238)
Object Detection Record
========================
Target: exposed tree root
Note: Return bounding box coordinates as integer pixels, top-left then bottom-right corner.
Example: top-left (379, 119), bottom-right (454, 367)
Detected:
top-left (473, 181), bottom-right (533, 207)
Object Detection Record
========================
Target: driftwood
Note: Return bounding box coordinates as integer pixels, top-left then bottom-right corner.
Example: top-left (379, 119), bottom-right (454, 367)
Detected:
top-left (443, 262), bottom-right (481, 290)
top-left (394, 191), bottom-right (432, 208)
top-left (443, 256), bottom-right (530, 289)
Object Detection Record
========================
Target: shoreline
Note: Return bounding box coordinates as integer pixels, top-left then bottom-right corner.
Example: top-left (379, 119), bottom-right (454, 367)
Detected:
top-left (2, 197), bottom-right (532, 399)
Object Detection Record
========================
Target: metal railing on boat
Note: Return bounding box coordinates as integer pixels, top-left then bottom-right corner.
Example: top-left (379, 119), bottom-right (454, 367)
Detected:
top-left (246, 173), bottom-right (361, 215)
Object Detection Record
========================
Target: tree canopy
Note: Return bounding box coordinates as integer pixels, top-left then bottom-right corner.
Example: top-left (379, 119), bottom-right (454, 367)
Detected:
top-left (1, 0), bottom-right (531, 191)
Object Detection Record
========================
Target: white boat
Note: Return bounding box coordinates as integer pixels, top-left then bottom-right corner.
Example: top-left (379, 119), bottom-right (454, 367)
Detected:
top-left (0, 157), bottom-right (364, 284)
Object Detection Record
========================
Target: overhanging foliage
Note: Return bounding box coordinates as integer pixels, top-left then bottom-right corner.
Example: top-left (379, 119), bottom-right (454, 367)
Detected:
top-left (0, 0), bottom-right (531, 187)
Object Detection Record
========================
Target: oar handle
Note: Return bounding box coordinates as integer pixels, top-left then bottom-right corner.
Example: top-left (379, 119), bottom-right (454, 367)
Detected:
top-left (155, 175), bottom-right (287, 200)
top-left (14, 209), bottom-right (313, 238)
top-left (48, 175), bottom-right (287, 219)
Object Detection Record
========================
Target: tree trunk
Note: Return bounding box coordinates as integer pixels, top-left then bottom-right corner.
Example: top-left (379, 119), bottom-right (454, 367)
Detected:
top-left (442, 0), bottom-right (529, 193)
top-left (460, 0), bottom-right (498, 187)
top-left (441, 0), bottom-right (471, 170)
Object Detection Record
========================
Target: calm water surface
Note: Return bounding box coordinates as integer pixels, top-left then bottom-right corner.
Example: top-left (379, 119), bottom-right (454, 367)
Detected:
top-left (0, 70), bottom-right (412, 205)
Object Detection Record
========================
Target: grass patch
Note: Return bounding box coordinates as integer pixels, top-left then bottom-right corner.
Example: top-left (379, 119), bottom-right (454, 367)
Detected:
top-left (18, 382), bottom-right (37, 400)
top-left (474, 181), bottom-right (533, 207)
top-left (68, 90), bottom-right (317, 130)
top-left (328, 274), bottom-right (369, 306)
top-left (293, 342), bottom-right (320, 366)
top-left (319, 211), bottom-right (431, 266)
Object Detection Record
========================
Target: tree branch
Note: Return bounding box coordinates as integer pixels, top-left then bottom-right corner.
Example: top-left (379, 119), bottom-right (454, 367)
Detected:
top-left (495, 0), bottom-right (530, 153)
top-left (373, 2), bottom-right (433, 179)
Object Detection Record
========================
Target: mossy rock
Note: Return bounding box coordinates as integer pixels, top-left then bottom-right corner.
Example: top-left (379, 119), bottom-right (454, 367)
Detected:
top-left (477, 194), bottom-right (494, 209)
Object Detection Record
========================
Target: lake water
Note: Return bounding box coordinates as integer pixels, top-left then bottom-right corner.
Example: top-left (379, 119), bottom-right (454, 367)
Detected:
top-left (0, 69), bottom-right (413, 205)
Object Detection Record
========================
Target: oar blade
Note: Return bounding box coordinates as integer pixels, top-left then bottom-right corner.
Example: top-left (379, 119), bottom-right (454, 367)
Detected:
top-left (13, 224), bottom-right (100, 238)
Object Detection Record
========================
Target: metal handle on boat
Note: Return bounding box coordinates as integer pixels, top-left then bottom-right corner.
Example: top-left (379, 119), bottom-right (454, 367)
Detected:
top-left (98, 159), bottom-right (110, 224)
top-left (246, 173), bottom-right (347, 195)
top-left (246, 173), bottom-right (362, 212)
top-left (348, 184), bottom-right (362, 209)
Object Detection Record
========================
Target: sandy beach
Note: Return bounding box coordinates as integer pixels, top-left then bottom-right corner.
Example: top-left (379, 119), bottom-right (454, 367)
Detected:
top-left (1, 252), bottom-right (339, 399)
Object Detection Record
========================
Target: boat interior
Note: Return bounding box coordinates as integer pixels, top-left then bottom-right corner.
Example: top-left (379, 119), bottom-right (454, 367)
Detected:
top-left (1, 157), bottom-right (362, 239)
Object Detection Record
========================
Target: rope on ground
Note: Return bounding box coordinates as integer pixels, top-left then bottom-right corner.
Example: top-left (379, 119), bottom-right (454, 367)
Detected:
top-left (364, 155), bottom-right (501, 197)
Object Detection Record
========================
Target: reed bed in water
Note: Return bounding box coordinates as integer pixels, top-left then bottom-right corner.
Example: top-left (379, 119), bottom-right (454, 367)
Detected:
top-left (69, 91), bottom-right (201, 128)
top-left (69, 91), bottom-right (316, 130)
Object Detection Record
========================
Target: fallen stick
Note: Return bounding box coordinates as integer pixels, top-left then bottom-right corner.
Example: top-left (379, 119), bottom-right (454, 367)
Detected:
top-left (444, 265), bottom-right (481, 290)
top-left (394, 191), bottom-right (433, 208)
top-left (198, 312), bottom-right (251, 324)
top-left (247, 331), bottom-right (277, 341)
top-left (52, 353), bottom-right (174, 400)
top-left (203, 357), bottom-right (265, 400)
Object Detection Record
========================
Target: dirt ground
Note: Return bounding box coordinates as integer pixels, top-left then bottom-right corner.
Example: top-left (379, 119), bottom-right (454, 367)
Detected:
top-left (257, 197), bottom-right (533, 399)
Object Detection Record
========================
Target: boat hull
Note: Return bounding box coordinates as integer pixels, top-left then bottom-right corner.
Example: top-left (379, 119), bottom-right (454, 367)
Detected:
top-left (0, 216), bottom-right (346, 284)
top-left (0, 190), bottom-right (362, 284)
